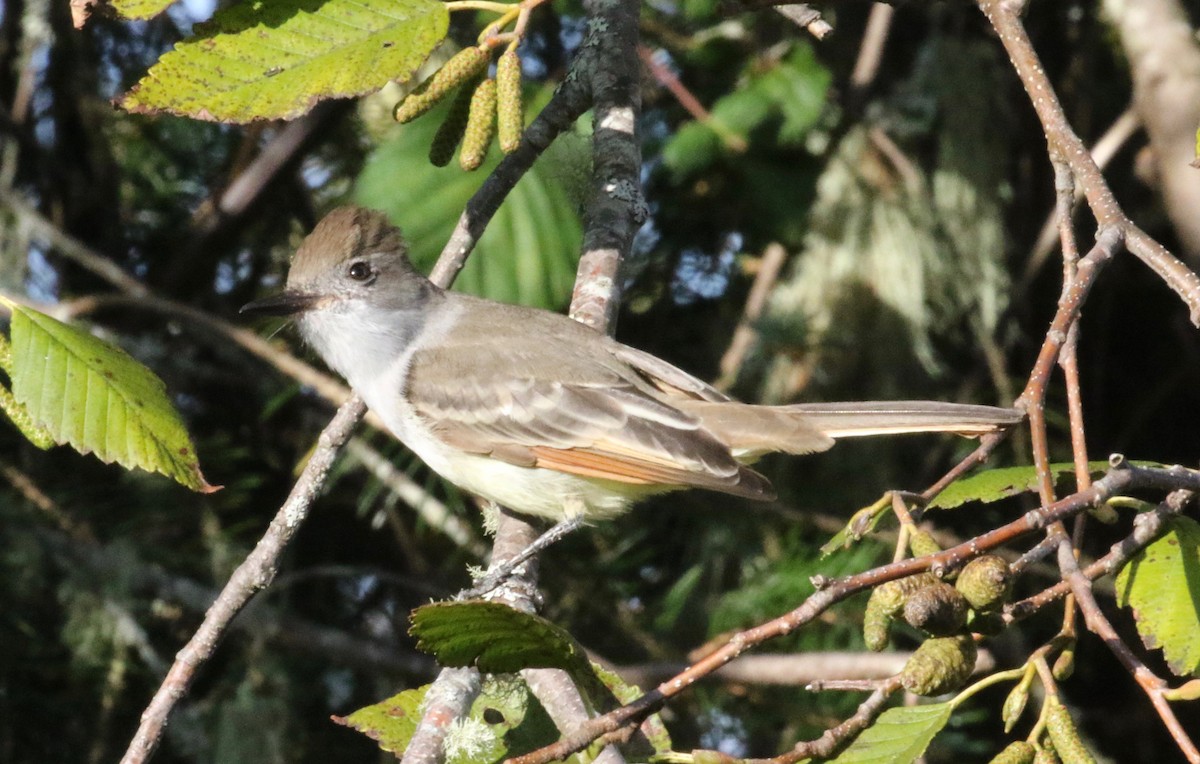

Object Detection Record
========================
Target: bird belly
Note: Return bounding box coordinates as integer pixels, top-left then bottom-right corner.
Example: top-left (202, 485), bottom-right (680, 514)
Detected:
top-left (426, 451), bottom-right (663, 521)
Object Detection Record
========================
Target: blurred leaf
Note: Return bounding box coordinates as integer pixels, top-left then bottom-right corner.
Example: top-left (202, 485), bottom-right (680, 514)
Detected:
top-left (929, 461), bottom-right (1164, 510)
top-left (7, 305), bottom-right (214, 492)
top-left (120, 0), bottom-right (448, 123)
top-left (411, 601), bottom-right (592, 677)
top-left (662, 43), bottom-right (830, 179)
top-left (827, 701), bottom-right (953, 763)
top-left (654, 563), bottom-right (705, 631)
top-left (711, 542), bottom-right (882, 648)
top-left (662, 121), bottom-right (723, 177)
top-left (1116, 516), bottom-right (1200, 677)
top-left (758, 44), bottom-right (830, 144)
top-left (355, 99), bottom-right (584, 308)
top-left (111, 0), bottom-right (177, 20)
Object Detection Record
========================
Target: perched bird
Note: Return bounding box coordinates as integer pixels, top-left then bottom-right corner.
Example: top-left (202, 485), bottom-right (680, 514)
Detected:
top-left (243, 206), bottom-right (1021, 522)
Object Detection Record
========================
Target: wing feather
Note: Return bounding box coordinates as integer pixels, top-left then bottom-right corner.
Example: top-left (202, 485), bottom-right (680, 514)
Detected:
top-left (406, 345), bottom-right (773, 499)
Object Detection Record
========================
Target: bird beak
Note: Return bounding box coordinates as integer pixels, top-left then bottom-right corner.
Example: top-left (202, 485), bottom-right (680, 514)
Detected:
top-left (240, 290), bottom-right (324, 317)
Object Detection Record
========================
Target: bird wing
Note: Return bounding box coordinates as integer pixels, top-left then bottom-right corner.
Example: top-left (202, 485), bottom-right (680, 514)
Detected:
top-left (404, 336), bottom-right (774, 500)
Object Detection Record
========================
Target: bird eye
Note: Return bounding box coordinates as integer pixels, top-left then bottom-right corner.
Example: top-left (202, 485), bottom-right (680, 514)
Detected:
top-left (347, 261), bottom-right (372, 281)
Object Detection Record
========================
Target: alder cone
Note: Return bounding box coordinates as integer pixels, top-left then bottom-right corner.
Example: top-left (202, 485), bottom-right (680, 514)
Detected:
top-left (900, 635), bottom-right (977, 696)
top-left (902, 581), bottom-right (969, 636)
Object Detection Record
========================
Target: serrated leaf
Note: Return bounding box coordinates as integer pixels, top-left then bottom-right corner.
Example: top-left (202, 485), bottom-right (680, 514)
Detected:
top-left (1116, 516), bottom-right (1200, 677)
top-left (120, 0), bottom-right (449, 123)
top-left (827, 701), bottom-right (953, 764)
top-left (355, 96), bottom-right (584, 308)
top-left (111, 0), bottom-right (177, 20)
top-left (928, 461), bottom-right (1164, 510)
top-left (8, 306), bottom-right (214, 492)
top-left (411, 601), bottom-right (593, 678)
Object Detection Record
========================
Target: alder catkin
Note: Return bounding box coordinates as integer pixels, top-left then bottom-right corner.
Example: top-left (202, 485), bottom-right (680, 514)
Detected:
top-left (908, 529), bottom-right (942, 558)
top-left (1002, 674), bottom-right (1032, 733)
top-left (460, 78), bottom-right (498, 171)
top-left (988, 741), bottom-right (1036, 764)
top-left (1045, 696), bottom-right (1097, 764)
top-left (496, 49), bottom-right (523, 153)
top-left (863, 597), bottom-right (893, 652)
top-left (394, 46), bottom-right (491, 124)
top-left (428, 82), bottom-right (476, 167)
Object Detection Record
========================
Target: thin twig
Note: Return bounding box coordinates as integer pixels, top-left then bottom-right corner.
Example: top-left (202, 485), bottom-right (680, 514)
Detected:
top-left (978, 0), bottom-right (1200, 325)
top-left (848, 2), bottom-right (895, 105)
top-left (1006, 490), bottom-right (1193, 622)
top-left (638, 45), bottom-right (747, 152)
top-left (764, 681), bottom-right (901, 764)
top-left (1020, 108), bottom-right (1140, 289)
top-left (118, 397), bottom-right (367, 764)
top-left (717, 242), bottom-right (787, 388)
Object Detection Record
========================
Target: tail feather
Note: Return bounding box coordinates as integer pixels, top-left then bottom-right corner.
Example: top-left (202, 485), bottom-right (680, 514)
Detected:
top-left (679, 400), bottom-right (1021, 460)
top-left (782, 401), bottom-right (1023, 438)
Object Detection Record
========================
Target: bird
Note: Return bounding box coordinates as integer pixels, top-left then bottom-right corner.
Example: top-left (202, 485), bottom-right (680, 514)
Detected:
top-left (242, 206), bottom-right (1022, 524)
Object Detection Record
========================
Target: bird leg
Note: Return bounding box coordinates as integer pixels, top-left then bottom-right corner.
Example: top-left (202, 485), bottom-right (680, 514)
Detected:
top-left (461, 515), bottom-right (586, 598)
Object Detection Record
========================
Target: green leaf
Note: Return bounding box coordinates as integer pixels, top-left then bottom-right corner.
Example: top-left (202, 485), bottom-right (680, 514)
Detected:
top-left (827, 701), bottom-right (953, 763)
top-left (335, 675), bottom-right (558, 762)
top-left (355, 97), bottom-right (584, 308)
top-left (1116, 516), bottom-right (1200, 677)
top-left (590, 664), bottom-right (672, 757)
top-left (928, 461), bottom-right (1164, 510)
top-left (7, 306), bottom-right (214, 492)
top-left (120, 0), bottom-right (449, 123)
top-left (411, 601), bottom-right (593, 678)
top-left (111, 0), bottom-right (177, 20)
top-left (662, 42), bottom-right (830, 179)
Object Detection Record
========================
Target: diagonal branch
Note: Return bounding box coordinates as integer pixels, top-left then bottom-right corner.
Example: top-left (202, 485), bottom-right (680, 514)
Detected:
top-left (978, 0), bottom-right (1200, 325)
top-left (511, 462), bottom-right (1200, 763)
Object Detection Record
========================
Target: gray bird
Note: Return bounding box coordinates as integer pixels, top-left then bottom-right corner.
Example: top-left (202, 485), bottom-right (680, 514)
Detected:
top-left (243, 206), bottom-right (1021, 523)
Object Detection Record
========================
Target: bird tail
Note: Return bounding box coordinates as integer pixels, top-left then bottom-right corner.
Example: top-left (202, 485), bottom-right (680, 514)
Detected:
top-left (782, 401), bottom-right (1023, 439)
top-left (680, 400), bottom-right (1021, 460)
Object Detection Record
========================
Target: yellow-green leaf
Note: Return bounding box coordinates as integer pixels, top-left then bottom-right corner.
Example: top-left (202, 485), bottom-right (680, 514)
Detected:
top-left (8, 306), bottom-right (215, 492)
top-left (334, 676), bottom-right (575, 762)
top-left (111, 0), bottom-right (177, 21)
top-left (928, 461), bottom-right (1163, 510)
top-left (1116, 516), bottom-right (1200, 677)
top-left (827, 701), bottom-right (953, 763)
top-left (119, 0), bottom-right (449, 123)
